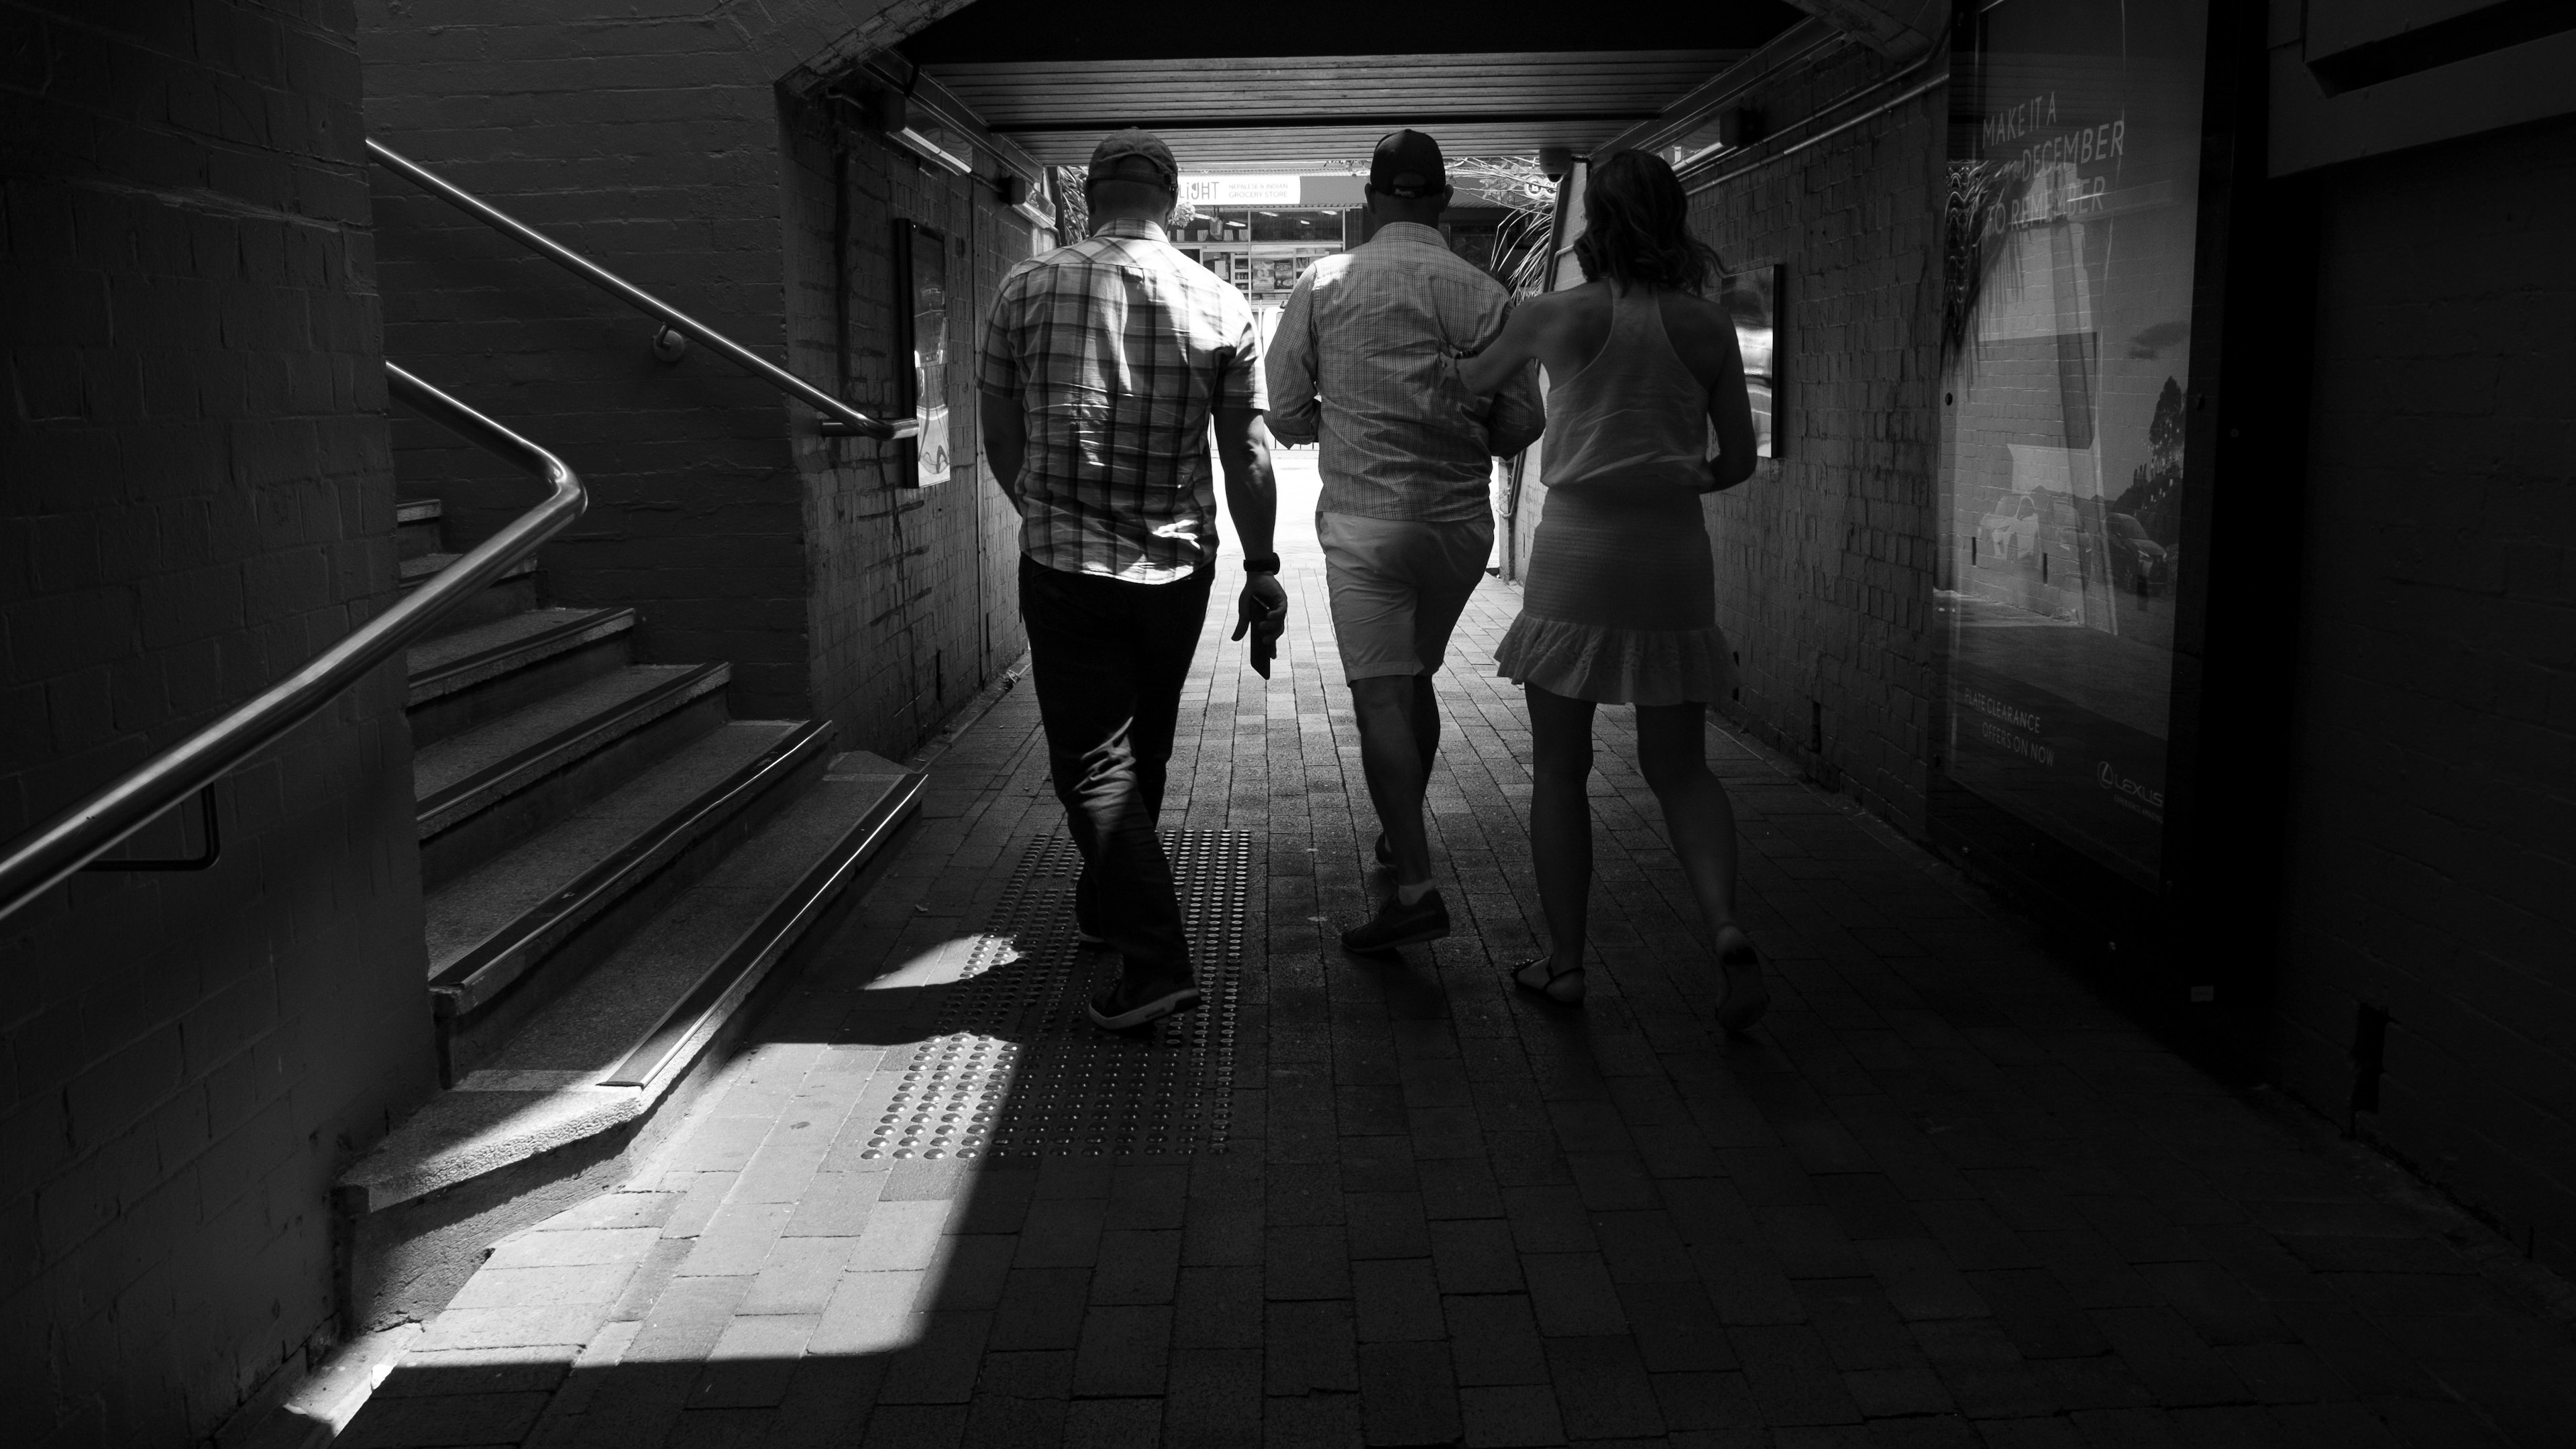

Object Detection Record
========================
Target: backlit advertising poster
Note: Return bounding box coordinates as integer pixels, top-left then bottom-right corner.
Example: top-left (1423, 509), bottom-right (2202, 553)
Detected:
top-left (1936, 0), bottom-right (2206, 888)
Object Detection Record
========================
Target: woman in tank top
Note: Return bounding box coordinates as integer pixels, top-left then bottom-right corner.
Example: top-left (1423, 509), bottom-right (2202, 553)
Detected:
top-left (1456, 150), bottom-right (1768, 1032)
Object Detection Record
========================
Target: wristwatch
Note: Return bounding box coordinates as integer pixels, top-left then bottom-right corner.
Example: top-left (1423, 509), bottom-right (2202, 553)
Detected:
top-left (1242, 552), bottom-right (1282, 576)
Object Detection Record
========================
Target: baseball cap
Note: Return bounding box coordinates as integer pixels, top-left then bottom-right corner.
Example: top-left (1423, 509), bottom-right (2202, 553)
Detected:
top-left (1369, 129), bottom-right (1446, 198)
top-left (1088, 128), bottom-right (1179, 187)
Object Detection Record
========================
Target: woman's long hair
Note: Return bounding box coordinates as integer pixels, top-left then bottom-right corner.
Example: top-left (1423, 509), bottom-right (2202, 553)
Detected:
top-left (1572, 150), bottom-right (1725, 294)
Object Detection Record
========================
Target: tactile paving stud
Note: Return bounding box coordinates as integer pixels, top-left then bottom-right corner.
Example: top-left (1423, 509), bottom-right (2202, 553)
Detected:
top-left (864, 832), bottom-right (1251, 1161)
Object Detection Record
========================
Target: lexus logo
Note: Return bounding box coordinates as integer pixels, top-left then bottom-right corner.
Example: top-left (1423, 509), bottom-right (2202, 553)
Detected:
top-left (2096, 761), bottom-right (2165, 810)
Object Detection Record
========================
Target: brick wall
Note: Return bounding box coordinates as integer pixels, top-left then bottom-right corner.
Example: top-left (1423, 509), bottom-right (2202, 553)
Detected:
top-left (1538, 45), bottom-right (1947, 830)
top-left (360, 0), bottom-right (1019, 749)
top-left (2270, 110), bottom-right (2576, 1274)
top-left (0, 3), bottom-right (433, 1443)
top-left (1697, 56), bottom-right (1946, 833)
top-left (779, 91), bottom-right (1033, 757)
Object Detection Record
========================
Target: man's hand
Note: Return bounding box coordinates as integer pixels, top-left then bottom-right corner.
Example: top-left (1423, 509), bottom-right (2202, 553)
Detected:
top-left (1230, 572), bottom-right (1288, 678)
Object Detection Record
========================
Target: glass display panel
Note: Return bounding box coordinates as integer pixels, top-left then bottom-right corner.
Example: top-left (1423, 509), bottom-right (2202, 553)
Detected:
top-left (909, 223), bottom-right (951, 488)
top-left (1722, 262), bottom-right (1779, 459)
top-left (1937, 0), bottom-right (2207, 888)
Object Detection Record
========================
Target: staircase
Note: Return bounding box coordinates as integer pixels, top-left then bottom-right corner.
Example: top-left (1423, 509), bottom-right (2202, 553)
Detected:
top-left (335, 499), bottom-right (921, 1326)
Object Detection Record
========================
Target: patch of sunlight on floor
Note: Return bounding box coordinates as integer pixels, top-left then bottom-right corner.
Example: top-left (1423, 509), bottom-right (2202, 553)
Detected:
top-left (860, 934), bottom-right (1020, 991)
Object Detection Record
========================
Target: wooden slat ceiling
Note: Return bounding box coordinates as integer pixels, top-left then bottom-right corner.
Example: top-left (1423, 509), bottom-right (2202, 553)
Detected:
top-left (891, 0), bottom-right (1804, 170)
top-left (927, 52), bottom-right (1756, 169)
top-left (902, 0), bottom-right (1801, 63)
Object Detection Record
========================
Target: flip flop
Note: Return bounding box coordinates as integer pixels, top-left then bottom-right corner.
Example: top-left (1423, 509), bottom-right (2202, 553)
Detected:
top-left (1714, 930), bottom-right (1770, 1034)
top-left (1510, 956), bottom-right (1587, 1005)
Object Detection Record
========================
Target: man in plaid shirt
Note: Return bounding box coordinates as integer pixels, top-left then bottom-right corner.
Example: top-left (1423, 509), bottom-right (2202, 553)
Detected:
top-left (980, 128), bottom-right (1285, 1032)
top-left (1267, 129), bottom-right (1544, 955)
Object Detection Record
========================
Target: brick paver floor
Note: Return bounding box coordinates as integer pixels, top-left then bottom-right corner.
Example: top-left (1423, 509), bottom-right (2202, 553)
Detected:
top-left (342, 456), bottom-right (2575, 1448)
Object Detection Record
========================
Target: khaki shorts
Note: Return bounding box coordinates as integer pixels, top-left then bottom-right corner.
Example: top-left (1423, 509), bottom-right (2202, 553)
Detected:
top-left (1316, 510), bottom-right (1494, 682)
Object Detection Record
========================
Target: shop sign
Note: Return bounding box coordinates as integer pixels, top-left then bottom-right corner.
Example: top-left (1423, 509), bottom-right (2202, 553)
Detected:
top-left (1178, 175), bottom-right (1303, 207)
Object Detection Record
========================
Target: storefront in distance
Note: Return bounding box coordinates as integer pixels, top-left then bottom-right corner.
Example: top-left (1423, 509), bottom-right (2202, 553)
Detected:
top-left (1171, 172), bottom-right (1541, 305)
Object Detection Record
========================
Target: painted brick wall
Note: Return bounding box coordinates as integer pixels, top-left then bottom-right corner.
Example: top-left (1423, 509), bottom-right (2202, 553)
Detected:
top-left (360, 0), bottom-right (1016, 751)
top-left (779, 91), bottom-right (1033, 758)
top-left (0, 3), bottom-right (433, 1443)
top-left (2271, 111), bottom-right (2576, 1274)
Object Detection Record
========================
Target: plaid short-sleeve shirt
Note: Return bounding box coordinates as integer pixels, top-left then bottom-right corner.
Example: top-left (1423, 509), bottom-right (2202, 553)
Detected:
top-left (979, 218), bottom-right (1266, 584)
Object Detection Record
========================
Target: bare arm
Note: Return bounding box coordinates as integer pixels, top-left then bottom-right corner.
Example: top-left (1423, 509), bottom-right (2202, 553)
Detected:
top-left (979, 386), bottom-right (1027, 513)
top-left (1458, 299), bottom-right (1549, 396)
top-left (1212, 404), bottom-right (1277, 557)
top-left (1701, 325), bottom-right (1758, 491)
top-left (1213, 403), bottom-right (1286, 674)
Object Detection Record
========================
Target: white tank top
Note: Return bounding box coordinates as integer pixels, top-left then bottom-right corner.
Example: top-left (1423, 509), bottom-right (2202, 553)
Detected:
top-left (1539, 284), bottom-right (1715, 491)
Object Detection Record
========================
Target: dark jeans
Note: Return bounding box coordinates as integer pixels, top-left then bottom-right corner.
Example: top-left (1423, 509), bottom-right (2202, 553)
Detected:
top-left (1019, 555), bottom-right (1213, 984)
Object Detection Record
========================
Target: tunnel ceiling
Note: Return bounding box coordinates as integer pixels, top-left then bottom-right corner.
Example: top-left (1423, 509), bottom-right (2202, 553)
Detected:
top-left (898, 0), bottom-right (1807, 170)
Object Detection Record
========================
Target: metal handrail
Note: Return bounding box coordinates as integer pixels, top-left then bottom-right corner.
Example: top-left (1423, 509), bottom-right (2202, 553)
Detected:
top-left (366, 139), bottom-right (911, 442)
top-left (0, 364), bottom-right (586, 927)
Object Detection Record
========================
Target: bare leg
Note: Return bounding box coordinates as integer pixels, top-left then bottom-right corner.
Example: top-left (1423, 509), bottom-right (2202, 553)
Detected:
top-left (1518, 684), bottom-right (1596, 996)
top-left (1367, 674), bottom-right (1446, 871)
top-left (1635, 702), bottom-right (1768, 1030)
top-left (1411, 673), bottom-right (1440, 775)
top-left (1633, 702), bottom-right (1739, 932)
top-left (1351, 675), bottom-right (1434, 889)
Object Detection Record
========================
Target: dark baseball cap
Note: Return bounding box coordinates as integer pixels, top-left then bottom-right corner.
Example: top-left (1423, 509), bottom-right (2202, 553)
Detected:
top-left (1369, 129), bottom-right (1446, 198)
top-left (1089, 128), bottom-right (1179, 187)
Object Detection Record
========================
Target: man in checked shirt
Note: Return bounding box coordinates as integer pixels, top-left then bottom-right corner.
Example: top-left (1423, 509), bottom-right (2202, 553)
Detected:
top-left (1267, 129), bottom-right (1546, 954)
top-left (980, 129), bottom-right (1287, 1032)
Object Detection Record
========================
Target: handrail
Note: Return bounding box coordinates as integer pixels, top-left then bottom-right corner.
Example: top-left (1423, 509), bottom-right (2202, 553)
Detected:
top-left (0, 364), bottom-right (586, 928)
top-left (366, 139), bottom-right (911, 442)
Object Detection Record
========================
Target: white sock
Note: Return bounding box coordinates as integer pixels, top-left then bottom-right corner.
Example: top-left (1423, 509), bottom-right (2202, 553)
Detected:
top-left (1395, 879), bottom-right (1435, 906)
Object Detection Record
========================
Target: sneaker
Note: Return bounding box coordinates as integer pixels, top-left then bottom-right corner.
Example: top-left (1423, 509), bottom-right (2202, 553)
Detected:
top-left (1340, 888), bottom-right (1450, 954)
top-left (1085, 973), bottom-right (1202, 1031)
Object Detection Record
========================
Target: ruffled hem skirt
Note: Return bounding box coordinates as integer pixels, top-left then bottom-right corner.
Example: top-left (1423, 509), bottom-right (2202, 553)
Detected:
top-left (1495, 612), bottom-right (1735, 706)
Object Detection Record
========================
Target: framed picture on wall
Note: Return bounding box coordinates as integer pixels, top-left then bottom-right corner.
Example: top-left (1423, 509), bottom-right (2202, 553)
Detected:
top-left (1721, 261), bottom-right (1782, 460)
top-left (894, 219), bottom-right (952, 488)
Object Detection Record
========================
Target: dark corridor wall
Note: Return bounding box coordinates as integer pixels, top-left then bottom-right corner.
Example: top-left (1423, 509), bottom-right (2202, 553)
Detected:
top-left (0, 3), bottom-right (433, 1442)
top-left (2271, 111), bottom-right (2576, 1274)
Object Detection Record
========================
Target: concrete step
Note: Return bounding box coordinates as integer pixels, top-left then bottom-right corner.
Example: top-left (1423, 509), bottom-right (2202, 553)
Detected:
top-left (406, 606), bottom-right (639, 749)
top-left (396, 498), bottom-right (443, 561)
top-left (413, 662), bottom-right (731, 888)
top-left (425, 717), bottom-right (835, 1083)
top-left (335, 753), bottom-right (924, 1330)
top-left (400, 550), bottom-right (538, 633)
